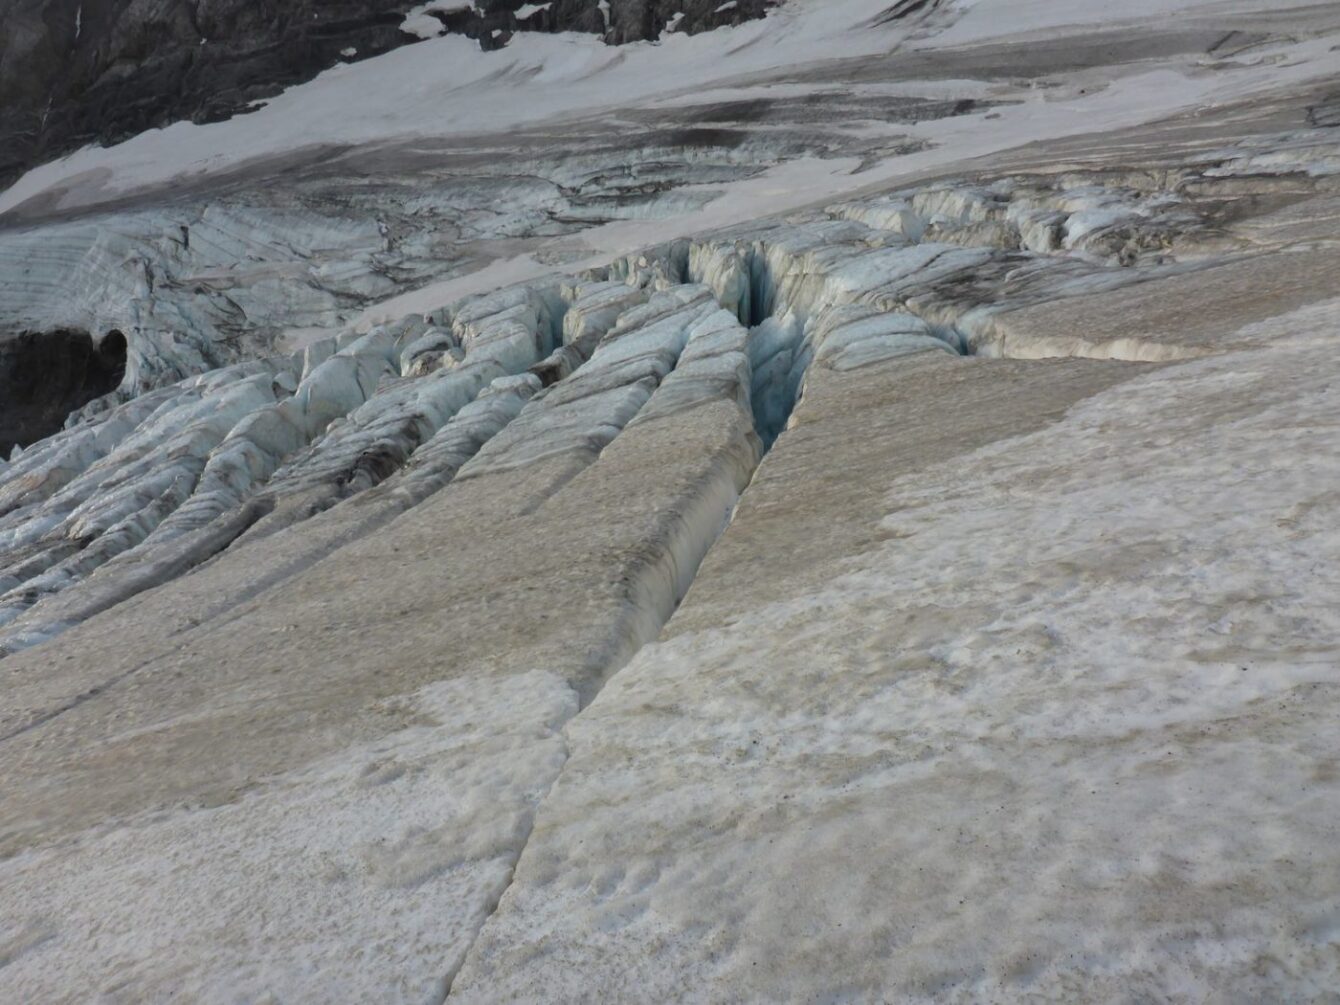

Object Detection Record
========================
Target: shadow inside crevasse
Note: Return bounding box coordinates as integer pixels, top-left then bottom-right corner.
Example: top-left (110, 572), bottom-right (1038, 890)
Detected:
top-left (0, 327), bottom-right (125, 457)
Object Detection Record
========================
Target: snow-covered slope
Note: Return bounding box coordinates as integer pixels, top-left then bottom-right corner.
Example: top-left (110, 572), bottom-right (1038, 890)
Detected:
top-left (0, 0), bottom-right (772, 189)
top-left (6, 0), bottom-right (1339, 217)
top-left (2, 1), bottom-right (1340, 1001)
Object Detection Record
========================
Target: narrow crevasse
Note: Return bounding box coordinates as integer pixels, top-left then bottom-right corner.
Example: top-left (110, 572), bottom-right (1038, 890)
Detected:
top-left (432, 291), bottom-right (767, 997)
top-left (426, 160), bottom-right (1340, 992)
top-left (431, 231), bottom-right (1004, 998)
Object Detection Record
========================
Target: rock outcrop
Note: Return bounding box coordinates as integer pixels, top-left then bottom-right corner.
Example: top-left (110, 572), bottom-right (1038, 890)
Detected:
top-left (0, 0), bottom-right (772, 188)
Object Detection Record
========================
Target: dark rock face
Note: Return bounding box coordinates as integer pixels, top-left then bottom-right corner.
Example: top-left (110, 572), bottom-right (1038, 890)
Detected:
top-left (0, 328), bottom-right (126, 455)
top-left (0, 0), bottom-right (773, 188)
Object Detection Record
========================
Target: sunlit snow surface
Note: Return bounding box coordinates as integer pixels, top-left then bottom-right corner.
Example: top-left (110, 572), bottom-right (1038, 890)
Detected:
top-left (2, 0), bottom-right (1340, 1000)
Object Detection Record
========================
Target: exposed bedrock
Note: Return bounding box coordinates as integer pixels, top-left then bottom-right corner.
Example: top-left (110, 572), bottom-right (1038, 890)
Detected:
top-left (0, 0), bottom-right (773, 188)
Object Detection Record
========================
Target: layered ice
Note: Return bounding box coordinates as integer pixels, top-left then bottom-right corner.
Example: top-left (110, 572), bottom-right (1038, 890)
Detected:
top-left (4, 130), bottom-right (1340, 651)
top-left (1, 4), bottom-right (1340, 999)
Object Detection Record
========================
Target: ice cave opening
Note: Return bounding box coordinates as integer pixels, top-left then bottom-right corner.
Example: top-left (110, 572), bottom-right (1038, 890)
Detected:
top-left (0, 328), bottom-right (127, 457)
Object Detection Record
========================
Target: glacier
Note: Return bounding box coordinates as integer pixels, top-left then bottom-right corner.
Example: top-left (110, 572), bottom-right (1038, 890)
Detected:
top-left (2, 0), bottom-right (1340, 1001)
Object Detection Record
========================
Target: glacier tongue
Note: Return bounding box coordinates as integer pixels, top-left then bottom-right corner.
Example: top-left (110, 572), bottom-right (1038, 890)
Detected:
top-left (2, 125), bottom-right (1339, 654)
top-left (2, 9), bottom-right (1340, 997)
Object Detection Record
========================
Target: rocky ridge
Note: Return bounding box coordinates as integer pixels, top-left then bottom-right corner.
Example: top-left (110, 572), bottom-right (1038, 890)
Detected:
top-left (0, 0), bottom-right (773, 188)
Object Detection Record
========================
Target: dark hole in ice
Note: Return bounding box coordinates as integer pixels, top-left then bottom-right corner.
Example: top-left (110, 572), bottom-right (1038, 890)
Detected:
top-left (100, 330), bottom-right (129, 381)
top-left (0, 327), bottom-right (127, 456)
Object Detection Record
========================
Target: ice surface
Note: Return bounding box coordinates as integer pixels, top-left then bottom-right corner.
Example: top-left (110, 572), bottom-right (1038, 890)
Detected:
top-left (2, 2), bottom-right (1340, 1000)
top-left (451, 297), bottom-right (1340, 1001)
top-left (4, 129), bottom-right (1338, 651)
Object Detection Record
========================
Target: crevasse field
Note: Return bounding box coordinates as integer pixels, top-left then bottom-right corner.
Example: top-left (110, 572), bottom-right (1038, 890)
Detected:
top-left (1, 0), bottom-right (1339, 1000)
